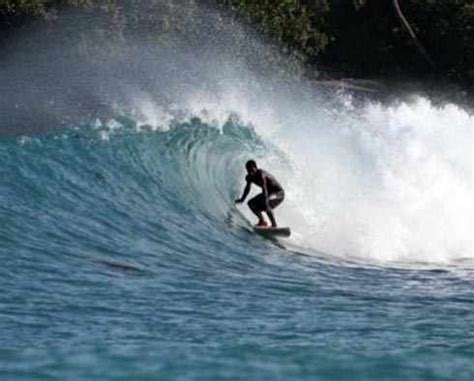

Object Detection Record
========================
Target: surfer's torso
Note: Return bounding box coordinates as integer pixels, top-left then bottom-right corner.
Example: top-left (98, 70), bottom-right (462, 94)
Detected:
top-left (246, 169), bottom-right (283, 194)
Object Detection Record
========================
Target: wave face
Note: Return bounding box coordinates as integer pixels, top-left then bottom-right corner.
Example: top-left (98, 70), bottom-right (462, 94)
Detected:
top-left (1, 2), bottom-right (473, 380)
top-left (1, 116), bottom-right (265, 263)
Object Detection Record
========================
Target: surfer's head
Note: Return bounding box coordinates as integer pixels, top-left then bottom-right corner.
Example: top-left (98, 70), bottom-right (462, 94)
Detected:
top-left (245, 159), bottom-right (258, 175)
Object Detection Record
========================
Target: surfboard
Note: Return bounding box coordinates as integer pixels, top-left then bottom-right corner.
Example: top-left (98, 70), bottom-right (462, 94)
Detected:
top-left (253, 226), bottom-right (291, 238)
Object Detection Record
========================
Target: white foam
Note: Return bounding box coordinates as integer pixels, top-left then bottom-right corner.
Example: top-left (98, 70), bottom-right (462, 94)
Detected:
top-left (179, 77), bottom-right (473, 264)
top-left (276, 96), bottom-right (473, 263)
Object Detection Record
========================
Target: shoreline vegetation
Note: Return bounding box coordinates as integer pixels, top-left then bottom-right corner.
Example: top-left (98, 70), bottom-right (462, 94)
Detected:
top-left (1, 0), bottom-right (473, 101)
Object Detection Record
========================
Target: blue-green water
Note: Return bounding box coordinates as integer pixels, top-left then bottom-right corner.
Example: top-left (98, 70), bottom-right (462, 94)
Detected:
top-left (1, 116), bottom-right (473, 380)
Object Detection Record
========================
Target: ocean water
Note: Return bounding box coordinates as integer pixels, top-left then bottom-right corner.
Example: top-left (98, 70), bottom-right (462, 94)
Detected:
top-left (1, 2), bottom-right (473, 380)
top-left (1, 104), bottom-right (473, 380)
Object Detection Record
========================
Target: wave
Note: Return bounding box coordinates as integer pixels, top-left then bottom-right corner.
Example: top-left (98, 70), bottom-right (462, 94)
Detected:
top-left (1, 2), bottom-right (472, 267)
top-left (126, 82), bottom-right (473, 264)
top-left (3, 93), bottom-right (472, 268)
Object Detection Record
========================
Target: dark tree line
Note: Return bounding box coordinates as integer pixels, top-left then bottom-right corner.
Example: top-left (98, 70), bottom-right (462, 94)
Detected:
top-left (221, 0), bottom-right (473, 88)
top-left (1, 0), bottom-right (473, 89)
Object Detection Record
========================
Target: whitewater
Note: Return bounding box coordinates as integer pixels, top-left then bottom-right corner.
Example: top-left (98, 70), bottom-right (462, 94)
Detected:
top-left (0, 2), bottom-right (473, 380)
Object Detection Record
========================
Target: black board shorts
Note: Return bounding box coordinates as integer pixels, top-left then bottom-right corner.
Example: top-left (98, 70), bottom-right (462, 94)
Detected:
top-left (248, 191), bottom-right (284, 212)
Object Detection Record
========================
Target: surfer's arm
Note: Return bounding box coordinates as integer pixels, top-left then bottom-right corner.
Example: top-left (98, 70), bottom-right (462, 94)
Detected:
top-left (235, 181), bottom-right (251, 203)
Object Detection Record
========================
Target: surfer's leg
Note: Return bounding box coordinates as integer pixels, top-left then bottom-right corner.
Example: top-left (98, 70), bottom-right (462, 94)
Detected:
top-left (266, 191), bottom-right (284, 227)
top-left (268, 191), bottom-right (285, 209)
top-left (266, 210), bottom-right (277, 227)
top-left (248, 194), bottom-right (267, 224)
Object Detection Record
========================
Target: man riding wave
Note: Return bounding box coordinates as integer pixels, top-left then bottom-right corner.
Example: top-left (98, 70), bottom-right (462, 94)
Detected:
top-left (235, 160), bottom-right (285, 227)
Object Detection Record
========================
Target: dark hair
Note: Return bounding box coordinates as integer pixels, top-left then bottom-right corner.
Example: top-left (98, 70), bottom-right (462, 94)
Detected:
top-left (245, 159), bottom-right (257, 171)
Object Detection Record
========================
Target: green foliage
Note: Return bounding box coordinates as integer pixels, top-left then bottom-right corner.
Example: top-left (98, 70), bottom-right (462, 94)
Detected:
top-left (224, 0), bottom-right (473, 85)
top-left (0, 0), bottom-right (50, 15)
top-left (0, 0), bottom-right (114, 17)
top-left (221, 0), bottom-right (329, 60)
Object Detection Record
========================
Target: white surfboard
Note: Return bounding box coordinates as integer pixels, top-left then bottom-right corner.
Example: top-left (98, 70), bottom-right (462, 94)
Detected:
top-left (253, 226), bottom-right (291, 238)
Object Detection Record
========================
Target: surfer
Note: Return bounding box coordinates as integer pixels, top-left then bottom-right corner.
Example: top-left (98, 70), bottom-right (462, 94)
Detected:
top-left (235, 160), bottom-right (284, 227)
